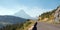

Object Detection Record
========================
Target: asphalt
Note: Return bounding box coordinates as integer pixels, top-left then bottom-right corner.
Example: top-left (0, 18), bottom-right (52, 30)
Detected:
top-left (32, 22), bottom-right (60, 30)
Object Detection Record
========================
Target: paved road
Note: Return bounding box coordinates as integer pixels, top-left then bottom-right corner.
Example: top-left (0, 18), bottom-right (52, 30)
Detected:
top-left (37, 22), bottom-right (60, 30)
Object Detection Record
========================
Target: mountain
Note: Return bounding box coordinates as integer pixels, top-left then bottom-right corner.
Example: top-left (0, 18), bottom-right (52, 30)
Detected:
top-left (0, 15), bottom-right (27, 28)
top-left (38, 6), bottom-right (60, 23)
top-left (54, 6), bottom-right (60, 23)
top-left (14, 10), bottom-right (34, 19)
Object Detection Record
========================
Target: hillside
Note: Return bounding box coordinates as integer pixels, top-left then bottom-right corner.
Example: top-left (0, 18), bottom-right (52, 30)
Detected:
top-left (38, 6), bottom-right (60, 23)
top-left (0, 19), bottom-right (36, 30)
top-left (0, 15), bottom-right (27, 28)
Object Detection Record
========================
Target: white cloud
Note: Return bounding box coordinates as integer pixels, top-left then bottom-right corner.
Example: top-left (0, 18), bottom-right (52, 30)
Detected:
top-left (0, 5), bottom-right (28, 15)
top-left (0, 7), bottom-right (19, 15)
top-left (0, 0), bottom-right (54, 18)
top-left (23, 7), bottom-right (52, 17)
top-left (0, 5), bottom-right (52, 18)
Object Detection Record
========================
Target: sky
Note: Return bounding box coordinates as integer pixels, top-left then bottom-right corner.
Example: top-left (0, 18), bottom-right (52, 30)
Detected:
top-left (0, 0), bottom-right (60, 17)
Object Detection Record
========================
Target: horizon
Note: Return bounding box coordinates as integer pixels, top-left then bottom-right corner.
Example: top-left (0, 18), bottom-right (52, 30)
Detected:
top-left (0, 0), bottom-right (60, 18)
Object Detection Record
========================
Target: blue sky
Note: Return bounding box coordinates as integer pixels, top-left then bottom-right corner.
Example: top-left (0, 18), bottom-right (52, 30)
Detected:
top-left (0, 0), bottom-right (60, 17)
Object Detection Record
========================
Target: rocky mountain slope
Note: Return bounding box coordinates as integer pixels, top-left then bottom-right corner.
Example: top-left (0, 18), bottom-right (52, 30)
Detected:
top-left (38, 6), bottom-right (60, 23)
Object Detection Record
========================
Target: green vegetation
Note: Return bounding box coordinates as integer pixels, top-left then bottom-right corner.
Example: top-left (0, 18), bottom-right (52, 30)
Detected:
top-left (38, 7), bottom-right (57, 23)
top-left (39, 9), bottom-right (56, 20)
top-left (0, 19), bottom-right (35, 30)
top-left (38, 6), bottom-right (60, 24)
top-left (24, 19), bottom-right (36, 30)
top-left (0, 23), bottom-right (24, 30)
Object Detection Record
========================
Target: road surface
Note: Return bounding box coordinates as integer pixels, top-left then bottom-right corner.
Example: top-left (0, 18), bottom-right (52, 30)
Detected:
top-left (37, 22), bottom-right (60, 30)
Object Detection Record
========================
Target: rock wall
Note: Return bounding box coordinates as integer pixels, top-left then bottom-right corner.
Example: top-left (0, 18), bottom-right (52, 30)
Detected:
top-left (54, 6), bottom-right (60, 23)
